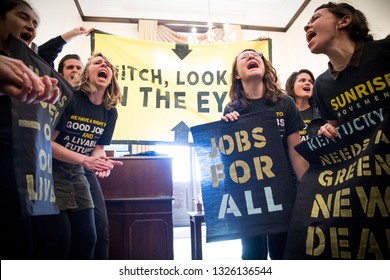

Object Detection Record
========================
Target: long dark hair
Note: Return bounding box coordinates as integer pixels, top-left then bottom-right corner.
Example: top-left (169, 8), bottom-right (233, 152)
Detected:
top-left (315, 2), bottom-right (373, 42)
top-left (226, 49), bottom-right (282, 112)
top-left (285, 69), bottom-right (316, 107)
top-left (0, 0), bottom-right (38, 22)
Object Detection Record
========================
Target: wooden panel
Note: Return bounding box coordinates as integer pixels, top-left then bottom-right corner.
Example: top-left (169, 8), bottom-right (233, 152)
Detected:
top-left (106, 203), bottom-right (173, 260)
top-left (100, 156), bottom-right (173, 199)
top-left (99, 156), bottom-right (174, 260)
top-left (129, 218), bottom-right (172, 260)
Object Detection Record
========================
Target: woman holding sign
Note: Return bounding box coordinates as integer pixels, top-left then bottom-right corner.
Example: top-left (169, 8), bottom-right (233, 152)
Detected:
top-left (284, 1), bottom-right (390, 259)
top-left (0, 0), bottom-right (64, 259)
top-left (222, 49), bottom-right (308, 259)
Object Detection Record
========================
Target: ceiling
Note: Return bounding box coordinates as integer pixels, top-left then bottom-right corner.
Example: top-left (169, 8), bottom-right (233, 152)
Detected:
top-left (74, 0), bottom-right (311, 32)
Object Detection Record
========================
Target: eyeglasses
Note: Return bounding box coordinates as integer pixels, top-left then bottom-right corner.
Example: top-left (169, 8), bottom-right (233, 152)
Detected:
top-left (237, 51), bottom-right (263, 61)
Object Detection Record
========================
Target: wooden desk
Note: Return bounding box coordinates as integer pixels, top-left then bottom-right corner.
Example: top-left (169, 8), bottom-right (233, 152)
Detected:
top-left (188, 211), bottom-right (205, 260)
top-left (99, 156), bottom-right (174, 260)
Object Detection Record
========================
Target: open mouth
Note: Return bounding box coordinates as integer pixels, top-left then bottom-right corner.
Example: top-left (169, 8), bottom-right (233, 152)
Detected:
top-left (306, 31), bottom-right (316, 43)
top-left (303, 86), bottom-right (311, 92)
top-left (247, 61), bottom-right (258, 69)
top-left (70, 73), bottom-right (80, 80)
top-left (98, 70), bottom-right (108, 79)
top-left (20, 32), bottom-right (32, 43)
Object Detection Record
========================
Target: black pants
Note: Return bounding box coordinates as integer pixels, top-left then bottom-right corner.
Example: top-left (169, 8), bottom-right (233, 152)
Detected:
top-left (85, 170), bottom-right (109, 259)
top-left (1, 215), bottom-right (34, 259)
top-left (241, 232), bottom-right (288, 260)
top-left (33, 208), bottom-right (96, 259)
top-left (0, 115), bottom-right (34, 259)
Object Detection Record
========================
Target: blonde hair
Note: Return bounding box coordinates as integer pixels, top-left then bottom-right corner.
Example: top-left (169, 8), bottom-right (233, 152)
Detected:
top-left (77, 52), bottom-right (122, 109)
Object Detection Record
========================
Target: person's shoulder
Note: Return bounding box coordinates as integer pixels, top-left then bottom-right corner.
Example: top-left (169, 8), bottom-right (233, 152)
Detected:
top-left (363, 38), bottom-right (390, 61)
top-left (107, 106), bottom-right (118, 119)
top-left (375, 36), bottom-right (390, 42)
top-left (279, 94), bottom-right (295, 103)
top-left (315, 68), bottom-right (331, 83)
top-left (279, 94), bottom-right (296, 107)
top-left (365, 37), bottom-right (390, 48)
top-left (72, 89), bottom-right (83, 97)
top-left (70, 89), bottom-right (87, 103)
top-left (108, 105), bottom-right (118, 112)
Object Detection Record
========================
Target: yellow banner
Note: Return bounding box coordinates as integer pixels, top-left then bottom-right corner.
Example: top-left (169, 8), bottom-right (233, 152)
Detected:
top-left (92, 31), bottom-right (270, 143)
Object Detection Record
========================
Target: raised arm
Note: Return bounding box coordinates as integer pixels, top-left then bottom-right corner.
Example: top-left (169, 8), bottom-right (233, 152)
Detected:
top-left (38, 26), bottom-right (94, 67)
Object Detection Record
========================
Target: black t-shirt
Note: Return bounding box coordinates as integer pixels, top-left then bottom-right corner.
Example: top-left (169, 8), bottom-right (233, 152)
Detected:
top-left (299, 106), bottom-right (327, 141)
top-left (313, 38), bottom-right (390, 124)
top-left (0, 51), bottom-right (13, 148)
top-left (54, 90), bottom-right (118, 162)
top-left (224, 95), bottom-right (304, 146)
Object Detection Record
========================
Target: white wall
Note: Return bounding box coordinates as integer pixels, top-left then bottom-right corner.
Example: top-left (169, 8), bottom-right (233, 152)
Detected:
top-left (281, 0), bottom-right (390, 85)
top-left (31, 0), bottom-right (389, 84)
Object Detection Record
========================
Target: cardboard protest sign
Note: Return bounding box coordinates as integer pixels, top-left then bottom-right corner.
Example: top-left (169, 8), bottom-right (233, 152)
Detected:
top-left (284, 107), bottom-right (390, 259)
top-left (9, 36), bottom-right (73, 216)
top-left (191, 110), bottom-right (296, 242)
